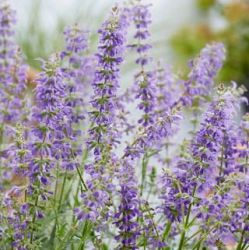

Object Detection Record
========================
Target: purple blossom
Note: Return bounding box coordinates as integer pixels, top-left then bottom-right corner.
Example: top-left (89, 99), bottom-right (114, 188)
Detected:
top-left (177, 43), bottom-right (225, 107)
top-left (29, 54), bottom-right (66, 185)
top-left (114, 159), bottom-right (141, 249)
top-left (60, 25), bottom-right (95, 166)
top-left (88, 7), bottom-right (127, 155)
top-left (0, 185), bottom-right (29, 249)
top-left (78, 6), bottom-right (130, 226)
top-left (0, 1), bottom-right (27, 125)
top-left (62, 24), bottom-right (95, 125)
top-left (131, 3), bottom-right (156, 127)
top-left (0, 1), bottom-right (248, 249)
top-left (159, 85), bottom-right (243, 247)
top-left (155, 64), bottom-right (181, 115)
top-left (191, 86), bottom-right (239, 192)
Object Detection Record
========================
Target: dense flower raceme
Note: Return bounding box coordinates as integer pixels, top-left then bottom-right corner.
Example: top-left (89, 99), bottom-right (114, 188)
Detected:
top-left (0, 125), bottom-right (31, 249)
top-left (30, 30), bottom-right (93, 177)
top-left (159, 85), bottom-right (248, 248)
top-left (30, 55), bottom-right (67, 185)
top-left (177, 42), bottom-right (226, 108)
top-left (60, 25), bottom-right (96, 170)
top-left (0, 1), bottom-right (27, 125)
top-left (131, 3), bottom-right (157, 127)
top-left (0, 3), bottom-right (28, 192)
top-left (0, 22), bottom-right (93, 248)
top-left (0, 0), bottom-right (28, 189)
top-left (1, 0), bottom-right (249, 249)
top-left (88, 7), bottom-right (128, 154)
top-left (62, 25), bottom-right (96, 125)
top-left (0, 3), bottom-right (29, 247)
top-left (76, 6), bottom-right (130, 232)
top-left (114, 158), bottom-right (141, 250)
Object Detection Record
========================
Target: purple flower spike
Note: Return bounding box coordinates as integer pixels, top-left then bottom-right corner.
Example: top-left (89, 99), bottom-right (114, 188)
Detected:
top-left (88, 7), bottom-right (128, 154)
top-left (114, 159), bottom-right (141, 249)
top-left (77, 6), bottom-right (131, 228)
top-left (179, 43), bottom-right (226, 107)
top-left (0, 1), bottom-right (27, 125)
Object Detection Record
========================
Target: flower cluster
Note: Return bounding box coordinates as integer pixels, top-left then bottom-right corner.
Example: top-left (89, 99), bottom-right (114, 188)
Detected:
top-left (178, 42), bottom-right (225, 107)
top-left (131, 3), bottom-right (156, 127)
top-left (114, 159), bottom-right (141, 249)
top-left (0, 1), bottom-right (27, 125)
top-left (76, 6), bottom-right (130, 230)
top-left (0, 0), bottom-right (249, 250)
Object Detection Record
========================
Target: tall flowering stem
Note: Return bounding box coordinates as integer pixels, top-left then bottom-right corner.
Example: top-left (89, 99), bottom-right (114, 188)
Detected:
top-left (0, 0), bottom-right (28, 212)
top-left (0, 1), bottom-right (27, 126)
top-left (131, 2), bottom-right (155, 127)
top-left (76, 7), bottom-right (128, 231)
top-left (88, 7), bottom-right (126, 156)
top-left (0, 124), bottom-right (31, 249)
top-left (160, 84), bottom-right (243, 249)
top-left (28, 54), bottom-right (67, 243)
top-left (178, 42), bottom-right (225, 108)
top-left (62, 24), bottom-right (95, 128)
top-left (114, 159), bottom-right (141, 250)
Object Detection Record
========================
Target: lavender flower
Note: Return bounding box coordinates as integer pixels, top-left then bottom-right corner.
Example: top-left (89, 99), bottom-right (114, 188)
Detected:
top-left (61, 25), bottom-right (95, 167)
top-left (0, 125), bottom-right (31, 249)
top-left (62, 24), bottom-right (95, 124)
top-left (0, 1), bottom-right (249, 249)
top-left (29, 54), bottom-right (67, 187)
top-left (0, 185), bottom-right (30, 250)
top-left (155, 63), bottom-right (180, 115)
top-left (178, 42), bottom-right (225, 107)
top-left (77, 6), bottom-right (129, 227)
top-left (191, 85), bottom-right (239, 192)
top-left (0, 1), bottom-right (27, 125)
top-left (114, 159), bottom-right (141, 249)
top-left (159, 85), bottom-right (243, 248)
top-left (88, 7), bottom-right (127, 155)
top-left (131, 3), bottom-right (156, 127)
top-left (0, 0), bottom-right (28, 205)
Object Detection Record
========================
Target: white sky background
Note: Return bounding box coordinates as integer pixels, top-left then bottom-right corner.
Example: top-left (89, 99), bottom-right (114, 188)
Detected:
top-left (10, 0), bottom-right (230, 64)
top-left (11, 0), bottom-right (199, 61)
top-left (12, 0), bottom-right (198, 29)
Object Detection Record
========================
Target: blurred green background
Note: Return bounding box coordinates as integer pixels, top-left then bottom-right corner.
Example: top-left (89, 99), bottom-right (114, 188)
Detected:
top-left (171, 0), bottom-right (249, 88)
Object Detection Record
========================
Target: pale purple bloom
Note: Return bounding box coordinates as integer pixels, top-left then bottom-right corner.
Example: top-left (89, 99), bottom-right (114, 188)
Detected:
top-left (0, 1), bottom-right (27, 124)
top-left (177, 43), bottom-right (225, 107)
top-left (114, 159), bottom-right (140, 249)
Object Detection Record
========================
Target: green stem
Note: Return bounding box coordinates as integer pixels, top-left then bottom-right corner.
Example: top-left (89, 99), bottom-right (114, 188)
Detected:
top-left (78, 221), bottom-right (90, 250)
top-left (56, 222), bottom-right (78, 250)
top-left (178, 185), bottom-right (197, 250)
top-left (236, 229), bottom-right (245, 250)
top-left (52, 169), bottom-right (68, 245)
top-left (186, 229), bottom-right (202, 243)
top-left (54, 164), bottom-right (59, 206)
top-left (178, 231), bottom-right (186, 250)
top-left (76, 165), bottom-right (87, 191)
top-left (140, 152), bottom-right (149, 196)
top-left (242, 243), bottom-right (249, 250)
top-left (162, 222), bottom-right (171, 242)
top-left (71, 150), bottom-right (88, 228)
top-left (30, 193), bottom-right (39, 244)
top-left (144, 203), bottom-right (162, 243)
top-left (58, 170), bottom-right (68, 212)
